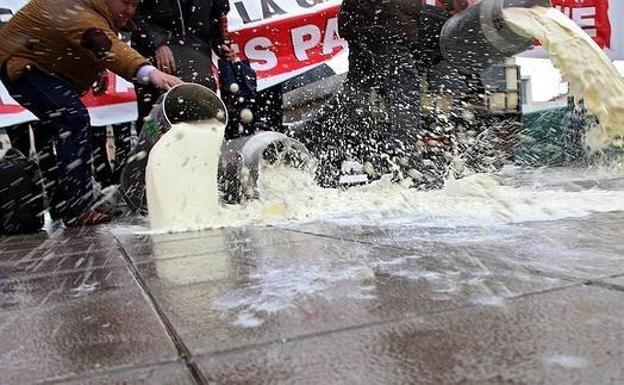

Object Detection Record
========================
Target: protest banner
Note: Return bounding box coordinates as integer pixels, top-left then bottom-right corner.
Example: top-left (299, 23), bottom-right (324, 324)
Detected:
top-left (0, 0), bottom-right (620, 127)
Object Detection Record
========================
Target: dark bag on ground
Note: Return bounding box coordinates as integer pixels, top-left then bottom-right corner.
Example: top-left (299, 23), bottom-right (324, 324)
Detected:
top-left (0, 148), bottom-right (44, 234)
top-left (218, 59), bottom-right (257, 139)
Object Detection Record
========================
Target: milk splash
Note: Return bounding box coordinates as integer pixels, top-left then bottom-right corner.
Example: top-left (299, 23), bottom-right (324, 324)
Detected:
top-left (149, 162), bottom-right (624, 231)
top-left (142, 7), bottom-right (624, 232)
top-left (146, 119), bottom-right (225, 230)
top-left (503, 6), bottom-right (624, 151)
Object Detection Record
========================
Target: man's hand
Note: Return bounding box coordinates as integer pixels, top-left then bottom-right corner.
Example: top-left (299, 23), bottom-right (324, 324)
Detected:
top-left (148, 69), bottom-right (183, 90)
top-left (155, 45), bottom-right (176, 74)
top-left (220, 44), bottom-right (237, 61)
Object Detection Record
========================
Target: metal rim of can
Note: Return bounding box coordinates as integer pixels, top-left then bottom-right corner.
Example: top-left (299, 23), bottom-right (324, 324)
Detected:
top-left (161, 82), bottom-right (229, 128)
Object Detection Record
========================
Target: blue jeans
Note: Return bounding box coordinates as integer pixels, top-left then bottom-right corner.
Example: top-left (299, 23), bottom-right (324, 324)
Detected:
top-left (1, 66), bottom-right (94, 222)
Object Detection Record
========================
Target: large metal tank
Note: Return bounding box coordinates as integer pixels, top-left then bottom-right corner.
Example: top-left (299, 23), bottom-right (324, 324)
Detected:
top-left (220, 131), bottom-right (317, 204)
top-left (120, 83), bottom-right (228, 214)
top-left (440, 0), bottom-right (552, 76)
top-left (120, 83), bottom-right (316, 213)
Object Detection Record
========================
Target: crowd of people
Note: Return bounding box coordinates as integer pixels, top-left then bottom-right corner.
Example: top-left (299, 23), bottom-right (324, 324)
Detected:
top-left (0, 0), bottom-right (255, 228)
top-left (0, 0), bottom-right (514, 231)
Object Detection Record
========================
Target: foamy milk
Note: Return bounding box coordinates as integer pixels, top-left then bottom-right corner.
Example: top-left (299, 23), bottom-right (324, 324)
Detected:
top-left (139, 7), bottom-right (624, 233)
top-left (146, 119), bottom-right (225, 230)
top-left (503, 6), bottom-right (624, 151)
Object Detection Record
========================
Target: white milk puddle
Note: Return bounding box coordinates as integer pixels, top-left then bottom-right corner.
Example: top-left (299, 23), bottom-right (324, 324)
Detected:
top-left (212, 263), bottom-right (378, 328)
top-left (117, 5), bottom-right (624, 328)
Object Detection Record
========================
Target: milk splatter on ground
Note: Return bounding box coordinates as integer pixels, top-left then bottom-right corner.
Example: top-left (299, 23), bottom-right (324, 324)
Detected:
top-left (118, 163), bottom-right (624, 232)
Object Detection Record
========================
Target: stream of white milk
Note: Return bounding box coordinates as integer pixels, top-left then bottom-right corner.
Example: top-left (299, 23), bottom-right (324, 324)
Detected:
top-left (503, 6), bottom-right (624, 151)
top-left (146, 119), bottom-right (225, 230)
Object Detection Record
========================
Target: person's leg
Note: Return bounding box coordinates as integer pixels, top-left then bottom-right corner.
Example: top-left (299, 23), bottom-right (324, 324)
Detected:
top-left (111, 122), bottom-right (133, 184)
top-left (90, 125), bottom-right (114, 187)
top-left (134, 83), bottom-right (162, 135)
top-left (2, 67), bottom-right (103, 224)
top-left (5, 123), bottom-right (30, 155)
top-left (378, 45), bottom-right (422, 156)
top-left (253, 84), bottom-right (284, 131)
top-left (33, 130), bottom-right (58, 197)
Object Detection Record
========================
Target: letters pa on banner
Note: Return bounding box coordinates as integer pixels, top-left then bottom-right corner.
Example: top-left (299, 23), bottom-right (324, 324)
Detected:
top-left (226, 1), bottom-right (347, 88)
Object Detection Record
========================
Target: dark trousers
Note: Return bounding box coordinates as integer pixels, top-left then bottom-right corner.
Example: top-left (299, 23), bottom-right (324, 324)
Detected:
top-left (253, 84), bottom-right (283, 131)
top-left (90, 122), bottom-right (132, 187)
top-left (347, 40), bottom-right (421, 141)
top-left (1, 67), bottom-right (94, 222)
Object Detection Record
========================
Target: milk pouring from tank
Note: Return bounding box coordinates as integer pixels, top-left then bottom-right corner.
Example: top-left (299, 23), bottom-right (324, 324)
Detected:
top-left (146, 119), bottom-right (225, 230)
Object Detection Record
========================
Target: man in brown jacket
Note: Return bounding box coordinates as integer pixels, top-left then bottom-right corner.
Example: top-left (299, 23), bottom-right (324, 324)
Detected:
top-left (0, 0), bottom-right (182, 226)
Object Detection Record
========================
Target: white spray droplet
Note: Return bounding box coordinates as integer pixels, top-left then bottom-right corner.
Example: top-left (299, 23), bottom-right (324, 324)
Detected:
top-left (240, 108), bottom-right (253, 124)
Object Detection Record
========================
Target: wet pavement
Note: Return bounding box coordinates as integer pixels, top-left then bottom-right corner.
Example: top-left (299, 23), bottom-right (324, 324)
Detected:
top-left (2, 168), bottom-right (624, 384)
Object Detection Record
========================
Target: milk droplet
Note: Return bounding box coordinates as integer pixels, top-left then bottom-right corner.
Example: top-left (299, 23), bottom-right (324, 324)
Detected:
top-left (240, 108), bottom-right (253, 124)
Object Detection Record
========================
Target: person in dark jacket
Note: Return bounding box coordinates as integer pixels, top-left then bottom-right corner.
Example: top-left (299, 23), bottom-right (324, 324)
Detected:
top-left (132, 0), bottom-right (236, 129)
top-left (294, 0), bottom-right (470, 187)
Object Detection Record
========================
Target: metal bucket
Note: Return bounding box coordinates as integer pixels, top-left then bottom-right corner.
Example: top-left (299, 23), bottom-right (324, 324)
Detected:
top-left (120, 83), bottom-right (228, 214)
top-left (440, 0), bottom-right (552, 76)
top-left (219, 131), bottom-right (317, 204)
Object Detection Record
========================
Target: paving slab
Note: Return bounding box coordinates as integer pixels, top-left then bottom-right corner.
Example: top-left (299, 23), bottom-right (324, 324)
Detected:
top-left (285, 211), bottom-right (624, 280)
top-left (0, 287), bottom-right (178, 385)
top-left (115, 226), bottom-right (319, 264)
top-left (0, 265), bottom-right (136, 311)
top-left (196, 284), bottom-right (624, 385)
top-left (52, 363), bottom-right (195, 385)
top-left (137, 233), bottom-right (574, 356)
top-left (1, 167), bottom-right (624, 384)
top-left (0, 250), bottom-right (127, 285)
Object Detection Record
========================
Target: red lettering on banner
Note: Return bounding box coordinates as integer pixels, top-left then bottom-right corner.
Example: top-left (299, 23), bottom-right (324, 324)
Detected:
top-left (552, 0), bottom-right (611, 48)
top-left (229, 5), bottom-right (346, 79)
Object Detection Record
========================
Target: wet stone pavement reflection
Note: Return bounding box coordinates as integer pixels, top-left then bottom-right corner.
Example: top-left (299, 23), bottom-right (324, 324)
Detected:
top-left (2, 169), bottom-right (624, 384)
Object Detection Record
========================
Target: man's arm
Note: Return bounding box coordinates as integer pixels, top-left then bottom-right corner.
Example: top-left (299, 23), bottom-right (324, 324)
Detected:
top-left (210, 0), bottom-right (230, 53)
top-left (65, 18), bottom-right (182, 90)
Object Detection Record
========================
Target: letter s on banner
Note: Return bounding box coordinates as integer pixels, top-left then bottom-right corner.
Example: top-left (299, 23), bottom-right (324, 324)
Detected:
top-left (244, 37), bottom-right (279, 71)
top-left (228, 5), bottom-right (347, 90)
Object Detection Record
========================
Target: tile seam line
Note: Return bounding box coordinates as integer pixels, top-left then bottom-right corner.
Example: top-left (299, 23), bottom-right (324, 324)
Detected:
top-left (112, 234), bottom-right (209, 385)
top-left (113, 224), bottom-right (290, 246)
top-left (280, 228), bottom-right (621, 283)
top-left (197, 280), bottom-right (589, 359)
top-left (23, 359), bottom-right (182, 385)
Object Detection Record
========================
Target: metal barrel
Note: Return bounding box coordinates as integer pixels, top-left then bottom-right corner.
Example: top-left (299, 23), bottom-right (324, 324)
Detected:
top-left (440, 0), bottom-right (552, 77)
top-left (219, 131), bottom-right (318, 204)
top-left (120, 83), bottom-right (228, 214)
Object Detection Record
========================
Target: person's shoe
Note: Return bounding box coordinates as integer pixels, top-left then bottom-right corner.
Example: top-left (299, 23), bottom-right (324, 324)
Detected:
top-left (65, 210), bottom-right (112, 227)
